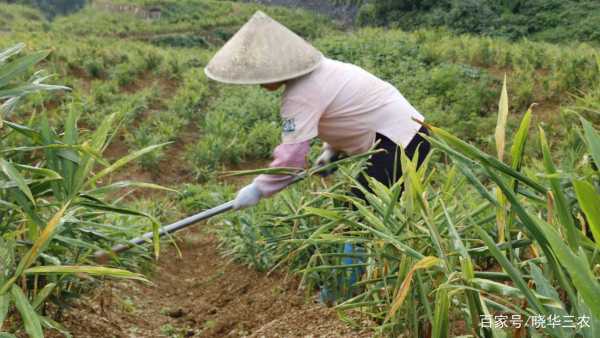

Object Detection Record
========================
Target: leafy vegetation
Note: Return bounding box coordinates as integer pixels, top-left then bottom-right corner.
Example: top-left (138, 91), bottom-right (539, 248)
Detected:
top-left (1, 0), bottom-right (599, 336)
top-left (216, 84), bottom-right (600, 337)
top-left (354, 0), bottom-right (600, 44)
top-left (9, 0), bottom-right (86, 19)
top-left (0, 43), bottom-right (176, 337)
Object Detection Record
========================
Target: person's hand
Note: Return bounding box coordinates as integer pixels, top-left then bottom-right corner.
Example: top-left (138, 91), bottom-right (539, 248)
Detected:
top-left (233, 183), bottom-right (262, 210)
top-left (316, 145), bottom-right (341, 177)
top-left (316, 147), bottom-right (337, 167)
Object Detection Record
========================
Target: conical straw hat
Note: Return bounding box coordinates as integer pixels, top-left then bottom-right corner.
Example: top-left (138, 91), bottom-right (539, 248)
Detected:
top-left (204, 11), bottom-right (323, 85)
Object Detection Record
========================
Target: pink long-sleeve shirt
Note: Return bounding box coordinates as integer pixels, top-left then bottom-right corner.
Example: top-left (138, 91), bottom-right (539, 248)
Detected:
top-left (253, 57), bottom-right (424, 197)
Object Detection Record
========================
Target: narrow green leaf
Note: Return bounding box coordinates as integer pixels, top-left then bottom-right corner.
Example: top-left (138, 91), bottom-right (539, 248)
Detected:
top-left (304, 207), bottom-right (343, 221)
top-left (529, 263), bottom-right (567, 316)
top-left (39, 113), bottom-right (63, 200)
top-left (13, 164), bottom-right (62, 180)
top-left (573, 179), bottom-right (600, 246)
top-left (85, 142), bottom-right (170, 188)
top-left (577, 295), bottom-right (600, 338)
top-left (11, 285), bottom-right (43, 338)
top-left (24, 265), bottom-right (148, 283)
top-left (40, 315), bottom-right (72, 338)
top-left (432, 287), bottom-right (449, 338)
top-left (0, 82), bottom-right (69, 98)
top-left (495, 74), bottom-right (509, 161)
top-left (54, 235), bottom-right (103, 252)
top-left (84, 180), bottom-right (178, 195)
top-left (0, 43), bottom-right (24, 63)
top-left (474, 226), bottom-right (547, 314)
top-left (223, 167), bottom-right (303, 177)
top-left (31, 282), bottom-right (56, 310)
top-left (62, 108), bottom-right (79, 197)
top-left (0, 333), bottom-right (17, 338)
top-left (455, 162), bottom-right (499, 207)
top-left (580, 117), bottom-right (600, 170)
top-left (537, 220), bottom-right (600, 318)
top-left (510, 106), bottom-right (533, 171)
top-left (429, 127), bottom-right (546, 193)
top-left (0, 158), bottom-right (35, 206)
top-left (73, 113), bottom-right (115, 191)
top-left (0, 50), bottom-right (49, 88)
top-left (2, 203), bottom-right (69, 294)
top-left (0, 293), bottom-right (10, 328)
top-left (539, 127), bottom-right (578, 249)
top-left (472, 278), bottom-right (563, 310)
top-left (485, 166), bottom-right (579, 309)
top-left (77, 201), bottom-right (152, 218)
top-left (2, 120), bottom-right (42, 143)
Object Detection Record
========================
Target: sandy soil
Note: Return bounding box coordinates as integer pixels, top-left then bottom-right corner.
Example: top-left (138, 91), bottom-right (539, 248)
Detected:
top-left (47, 228), bottom-right (374, 338)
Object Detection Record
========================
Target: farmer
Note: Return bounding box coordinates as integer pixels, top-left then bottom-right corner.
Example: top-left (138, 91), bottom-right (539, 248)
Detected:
top-left (204, 11), bottom-right (430, 210)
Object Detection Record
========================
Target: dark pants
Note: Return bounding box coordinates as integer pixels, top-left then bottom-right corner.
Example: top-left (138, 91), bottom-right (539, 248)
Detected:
top-left (351, 126), bottom-right (430, 201)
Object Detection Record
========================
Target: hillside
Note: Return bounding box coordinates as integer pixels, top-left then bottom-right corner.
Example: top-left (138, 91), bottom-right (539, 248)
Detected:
top-left (3, 0), bottom-right (598, 182)
top-left (1, 0), bottom-right (600, 337)
top-left (355, 0), bottom-right (600, 44)
top-left (244, 0), bottom-right (600, 44)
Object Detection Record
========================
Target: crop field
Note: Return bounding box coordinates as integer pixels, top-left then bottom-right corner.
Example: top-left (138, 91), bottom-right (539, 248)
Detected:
top-left (1, 0), bottom-right (599, 337)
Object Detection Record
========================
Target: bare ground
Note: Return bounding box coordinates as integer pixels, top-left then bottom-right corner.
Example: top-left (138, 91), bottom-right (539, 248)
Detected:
top-left (48, 227), bottom-right (374, 338)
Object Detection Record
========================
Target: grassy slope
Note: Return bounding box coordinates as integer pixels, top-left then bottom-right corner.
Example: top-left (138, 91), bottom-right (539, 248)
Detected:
top-left (2, 1), bottom-right (599, 336)
top-left (1, 0), bottom-right (597, 235)
top-left (1, 1), bottom-right (598, 256)
top-left (1, 0), bottom-right (333, 180)
top-left (353, 0), bottom-right (600, 45)
top-left (3, 0), bottom-right (598, 184)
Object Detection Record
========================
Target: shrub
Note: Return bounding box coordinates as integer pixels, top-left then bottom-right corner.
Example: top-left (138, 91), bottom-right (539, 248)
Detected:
top-left (112, 62), bottom-right (137, 87)
top-left (150, 34), bottom-right (209, 48)
top-left (143, 51), bottom-right (164, 71)
top-left (83, 57), bottom-right (104, 78)
top-left (185, 86), bottom-right (280, 181)
top-left (353, 0), bottom-right (600, 44)
top-left (356, 3), bottom-right (378, 26)
top-left (1, 44), bottom-right (166, 336)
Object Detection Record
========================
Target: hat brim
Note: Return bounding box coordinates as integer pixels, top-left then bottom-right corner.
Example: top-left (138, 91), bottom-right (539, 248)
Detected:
top-left (204, 54), bottom-right (323, 85)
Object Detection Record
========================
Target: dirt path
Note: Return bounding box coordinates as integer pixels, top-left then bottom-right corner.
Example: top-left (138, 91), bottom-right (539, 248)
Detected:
top-left (52, 227), bottom-right (373, 338)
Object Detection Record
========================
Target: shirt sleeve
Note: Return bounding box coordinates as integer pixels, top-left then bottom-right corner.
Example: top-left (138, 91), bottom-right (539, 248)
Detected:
top-left (253, 141), bottom-right (310, 197)
top-left (280, 95), bottom-right (322, 144)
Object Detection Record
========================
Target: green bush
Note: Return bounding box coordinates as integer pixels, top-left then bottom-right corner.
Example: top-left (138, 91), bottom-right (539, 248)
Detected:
top-left (0, 3), bottom-right (46, 32)
top-left (143, 51), bottom-right (163, 71)
top-left (81, 57), bottom-right (102, 78)
top-left (356, 0), bottom-right (600, 44)
top-left (186, 86), bottom-right (280, 181)
top-left (356, 3), bottom-right (377, 26)
top-left (112, 62), bottom-right (137, 87)
top-left (0, 44), bottom-right (165, 336)
top-left (150, 34), bottom-right (209, 48)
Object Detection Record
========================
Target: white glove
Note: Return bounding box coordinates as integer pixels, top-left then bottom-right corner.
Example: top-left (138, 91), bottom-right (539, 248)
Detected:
top-left (316, 144), bottom-right (337, 167)
top-left (233, 183), bottom-right (263, 210)
top-left (316, 144), bottom-right (341, 177)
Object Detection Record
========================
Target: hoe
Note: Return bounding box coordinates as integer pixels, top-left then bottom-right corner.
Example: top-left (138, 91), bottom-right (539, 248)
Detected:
top-left (93, 168), bottom-right (319, 262)
top-left (93, 151), bottom-right (372, 262)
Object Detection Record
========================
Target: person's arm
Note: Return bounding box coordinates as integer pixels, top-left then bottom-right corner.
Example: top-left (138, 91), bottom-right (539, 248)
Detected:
top-left (233, 91), bottom-right (321, 210)
top-left (253, 140), bottom-right (310, 197)
top-left (232, 141), bottom-right (310, 210)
